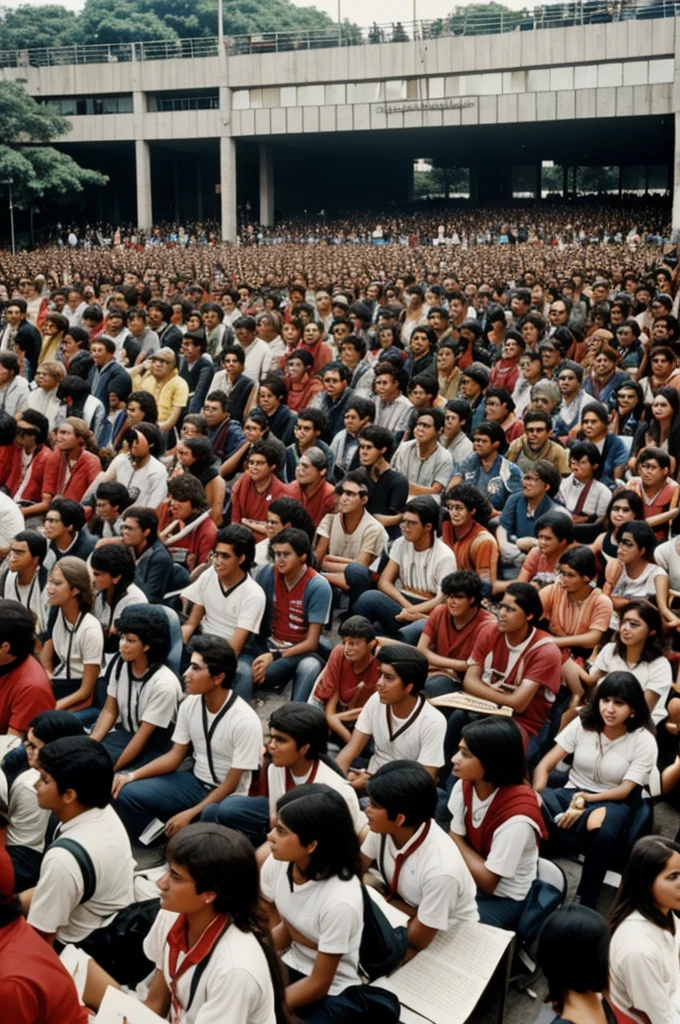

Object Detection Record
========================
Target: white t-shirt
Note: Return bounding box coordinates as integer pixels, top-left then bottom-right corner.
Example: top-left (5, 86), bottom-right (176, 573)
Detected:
top-left (260, 855), bottom-right (363, 996)
top-left (0, 491), bottom-right (25, 551)
top-left (267, 759), bottom-right (364, 835)
top-left (181, 569), bottom-right (266, 642)
top-left (655, 538), bottom-right (680, 591)
top-left (447, 780), bottom-right (539, 900)
top-left (610, 562), bottom-right (667, 629)
top-left (172, 692), bottom-right (262, 791)
top-left (316, 510), bottom-right (387, 562)
top-left (4, 766), bottom-right (49, 852)
top-left (107, 452), bottom-right (168, 508)
top-left (361, 820), bottom-right (478, 929)
top-left (389, 537), bottom-right (457, 599)
top-left (356, 692), bottom-right (446, 774)
top-left (593, 642), bottom-right (672, 725)
top-left (2, 569), bottom-right (48, 632)
top-left (610, 911), bottom-right (680, 1024)
top-left (27, 805), bottom-right (135, 943)
top-left (51, 611), bottom-right (104, 680)
top-left (143, 909), bottom-right (277, 1024)
top-left (93, 582), bottom-right (148, 635)
top-left (556, 717), bottom-right (657, 793)
top-left (106, 659), bottom-right (182, 733)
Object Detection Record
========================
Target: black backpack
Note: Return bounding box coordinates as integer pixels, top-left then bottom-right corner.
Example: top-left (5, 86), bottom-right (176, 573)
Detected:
top-left (358, 883), bottom-right (408, 981)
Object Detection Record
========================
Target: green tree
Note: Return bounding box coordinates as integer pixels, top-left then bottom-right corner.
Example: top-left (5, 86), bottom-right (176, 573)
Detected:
top-left (447, 3), bottom-right (530, 35)
top-left (0, 81), bottom-right (107, 243)
top-left (0, 5), bottom-right (79, 50)
top-left (79, 0), bottom-right (178, 43)
top-left (414, 164), bottom-right (469, 199)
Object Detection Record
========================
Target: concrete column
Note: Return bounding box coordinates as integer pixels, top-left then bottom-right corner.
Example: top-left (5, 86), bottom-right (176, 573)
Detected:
top-left (135, 140), bottom-right (153, 231)
top-left (535, 162), bottom-right (542, 199)
top-left (259, 144), bottom-right (274, 227)
top-left (196, 165), bottom-right (203, 221)
top-left (220, 136), bottom-right (237, 243)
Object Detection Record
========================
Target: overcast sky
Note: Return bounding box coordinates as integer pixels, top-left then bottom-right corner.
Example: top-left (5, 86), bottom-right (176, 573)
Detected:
top-left (1, 0), bottom-right (531, 25)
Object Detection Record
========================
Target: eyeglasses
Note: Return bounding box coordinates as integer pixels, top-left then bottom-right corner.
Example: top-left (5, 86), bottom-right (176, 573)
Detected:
top-left (340, 489), bottom-right (363, 498)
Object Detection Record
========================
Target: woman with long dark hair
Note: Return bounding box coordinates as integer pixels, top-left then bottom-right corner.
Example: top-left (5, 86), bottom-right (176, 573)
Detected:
top-left (537, 904), bottom-right (617, 1024)
top-left (609, 835), bottom-right (680, 1024)
top-left (176, 436), bottom-right (226, 526)
top-left (534, 672), bottom-right (657, 907)
top-left (591, 489), bottom-right (645, 567)
top-left (262, 784), bottom-right (399, 1023)
top-left (630, 385), bottom-right (680, 475)
top-left (448, 716), bottom-right (545, 928)
top-left (610, 379), bottom-right (646, 438)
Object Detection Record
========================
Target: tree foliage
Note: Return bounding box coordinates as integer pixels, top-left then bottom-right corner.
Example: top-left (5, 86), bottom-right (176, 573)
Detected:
top-left (0, 81), bottom-right (107, 213)
top-left (414, 164), bottom-right (470, 199)
top-left (0, 0), bottom-right (336, 47)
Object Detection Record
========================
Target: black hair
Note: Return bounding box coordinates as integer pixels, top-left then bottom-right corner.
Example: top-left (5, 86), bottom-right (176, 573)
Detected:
top-left (12, 529), bottom-right (47, 561)
top-left (557, 545), bottom-right (597, 579)
top-left (56, 375), bottom-right (91, 404)
top-left (267, 497), bottom-right (316, 542)
top-left (126, 390), bottom-right (158, 424)
top-left (17, 408), bottom-right (49, 447)
top-left (639, 446), bottom-right (672, 472)
top-left (129, 422), bottom-right (164, 459)
top-left (618, 519), bottom-right (657, 560)
top-left (250, 439), bottom-right (281, 469)
top-left (523, 408), bottom-right (553, 429)
top-left (115, 604), bottom-right (170, 665)
top-left (374, 360), bottom-right (408, 394)
top-left (415, 406), bottom-right (444, 431)
top-left (214, 524), bottom-right (256, 573)
top-left (123, 506), bottom-right (159, 544)
top-left (366, 760), bottom-right (437, 826)
top-left (376, 643), bottom-right (428, 695)
top-left (286, 348), bottom-right (315, 370)
top-left (410, 374), bottom-right (439, 399)
top-left (537, 905), bottom-right (610, 1014)
top-left (90, 543), bottom-right (137, 589)
top-left (604, 489), bottom-right (644, 535)
top-left (96, 481), bottom-right (131, 513)
top-left (534, 510), bottom-right (574, 543)
top-left (167, 473), bottom-right (209, 512)
top-left (338, 614), bottom-right (376, 642)
top-left (485, 386), bottom-right (515, 414)
top-left (569, 441), bottom-right (601, 467)
top-left (610, 835), bottom-right (680, 935)
top-left (440, 570), bottom-right (484, 606)
top-left (271, 527), bottom-right (312, 561)
top-left (445, 399), bottom-right (472, 433)
top-left (581, 401), bottom-right (609, 427)
top-left (505, 581), bottom-right (544, 623)
top-left (580, 671), bottom-right (652, 734)
top-left (259, 374), bottom-right (287, 403)
top-left (472, 420), bottom-right (507, 453)
top-left (38, 736), bottom-right (113, 808)
top-left (296, 406), bottom-right (328, 435)
top-left (615, 599), bottom-right (664, 664)
top-left (340, 333), bottom-right (367, 357)
top-left (220, 343), bottom-right (245, 367)
top-left (269, 703), bottom-right (331, 762)
top-left (444, 483), bottom-right (493, 528)
top-left (276, 784), bottom-right (361, 882)
top-left (461, 717), bottom-right (528, 787)
top-left (49, 498), bottom-right (86, 533)
top-left (358, 424), bottom-right (394, 459)
top-left (188, 635), bottom-right (237, 688)
top-left (165, 824), bottom-right (290, 1024)
top-left (205, 390), bottom-right (229, 412)
top-left (524, 459), bottom-right (562, 497)
top-left (29, 709), bottom-right (85, 744)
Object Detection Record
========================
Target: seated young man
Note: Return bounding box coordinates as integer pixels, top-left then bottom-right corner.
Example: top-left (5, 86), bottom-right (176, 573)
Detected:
top-left (449, 420), bottom-right (523, 514)
top-left (180, 525), bottom-right (266, 701)
top-left (357, 424), bottom-right (409, 540)
top-left (89, 481), bottom-right (131, 540)
top-left (285, 446), bottom-right (337, 529)
top-left (0, 599), bottom-right (54, 739)
top-left (626, 446), bottom-right (680, 541)
top-left (200, 702), bottom-right (363, 847)
top-left (253, 527), bottom-right (332, 702)
top-left (352, 496), bottom-right (457, 644)
top-left (391, 408), bottom-right (454, 502)
top-left (441, 483), bottom-right (499, 590)
top-left (113, 636), bottom-right (261, 841)
top-left (362, 760), bottom-right (478, 963)
top-left (517, 511), bottom-right (576, 589)
top-left (314, 469), bottom-right (387, 610)
top-left (420, 571), bottom-right (496, 699)
top-left (558, 441), bottom-right (612, 542)
top-left (24, 736), bottom-right (135, 948)
top-left (120, 506), bottom-right (174, 604)
top-left (311, 615), bottom-right (381, 747)
top-left (230, 438), bottom-right (289, 542)
top-left (0, 530), bottom-right (49, 633)
top-left (336, 644), bottom-right (446, 792)
top-left (443, 582), bottom-right (563, 765)
top-left (90, 605), bottom-right (182, 772)
top-left (496, 460), bottom-right (566, 573)
top-left (539, 546), bottom-right (613, 705)
top-left (43, 498), bottom-right (96, 572)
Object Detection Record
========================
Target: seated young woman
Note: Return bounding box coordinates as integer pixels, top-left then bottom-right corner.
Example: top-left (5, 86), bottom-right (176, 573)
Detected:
top-left (261, 784), bottom-right (399, 1023)
top-left (516, 511), bottom-right (575, 590)
top-left (90, 605), bottom-right (182, 773)
top-left (590, 489), bottom-right (644, 571)
top-left (533, 672), bottom-right (657, 908)
top-left (158, 473), bottom-right (217, 572)
top-left (175, 436), bottom-right (226, 526)
top-left (609, 835), bottom-right (680, 1024)
top-left (448, 717), bottom-right (546, 930)
top-left (603, 519), bottom-right (668, 630)
top-left (40, 556), bottom-right (104, 713)
top-left (537, 904), bottom-right (619, 1024)
top-left (90, 544), bottom-right (148, 661)
top-left (582, 599), bottom-right (672, 729)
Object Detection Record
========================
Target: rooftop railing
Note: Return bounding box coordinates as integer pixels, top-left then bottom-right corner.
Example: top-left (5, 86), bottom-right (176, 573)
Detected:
top-left (0, 0), bottom-right (675, 68)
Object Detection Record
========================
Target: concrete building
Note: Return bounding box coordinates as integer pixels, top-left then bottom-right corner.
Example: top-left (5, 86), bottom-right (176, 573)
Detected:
top-left (1, 10), bottom-right (678, 238)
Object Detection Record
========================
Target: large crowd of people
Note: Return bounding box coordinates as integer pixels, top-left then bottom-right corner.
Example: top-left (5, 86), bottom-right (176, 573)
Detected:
top-left (3, 207), bottom-right (680, 1022)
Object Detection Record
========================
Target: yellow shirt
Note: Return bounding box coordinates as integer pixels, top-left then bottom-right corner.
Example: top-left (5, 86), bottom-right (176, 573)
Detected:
top-left (138, 369), bottom-right (189, 423)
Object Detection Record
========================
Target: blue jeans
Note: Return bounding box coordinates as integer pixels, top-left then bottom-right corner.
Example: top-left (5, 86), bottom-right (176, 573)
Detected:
top-left (234, 654), bottom-right (254, 702)
top-left (201, 794), bottom-right (270, 847)
top-left (476, 892), bottom-right (524, 930)
top-left (101, 727), bottom-right (172, 769)
top-left (353, 587), bottom-right (427, 643)
top-left (114, 771), bottom-right (215, 839)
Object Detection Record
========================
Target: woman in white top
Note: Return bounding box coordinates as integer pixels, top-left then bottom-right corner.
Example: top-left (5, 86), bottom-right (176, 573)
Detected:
top-left (40, 556), bottom-right (104, 712)
top-left (584, 599), bottom-right (672, 726)
top-left (534, 672), bottom-right (657, 908)
top-left (603, 520), bottom-right (667, 630)
top-left (261, 784), bottom-right (399, 1024)
top-left (90, 544), bottom-right (148, 659)
top-left (609, 835), bottom-right (680, 1024)
top-left (90, 605), bottom-right (182, 773)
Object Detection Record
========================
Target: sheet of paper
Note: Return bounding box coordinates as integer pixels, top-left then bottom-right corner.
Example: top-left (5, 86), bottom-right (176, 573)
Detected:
top-left (96, 986), bottom-right (166, 1024)
top-left (429, 693), bottom-right (513, 716)
top-left (366, 882), bottom-right (410, 928)
top-left (375, 920), bottom-right (514, 1024)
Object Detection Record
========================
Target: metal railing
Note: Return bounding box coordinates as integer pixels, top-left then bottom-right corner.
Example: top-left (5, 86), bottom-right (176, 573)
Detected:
top-left (0, 0), bottom-right (676, 68)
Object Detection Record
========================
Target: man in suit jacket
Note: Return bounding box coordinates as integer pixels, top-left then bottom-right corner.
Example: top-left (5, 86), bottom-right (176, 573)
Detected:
top-left (88, 338), bottom-right (132, 405)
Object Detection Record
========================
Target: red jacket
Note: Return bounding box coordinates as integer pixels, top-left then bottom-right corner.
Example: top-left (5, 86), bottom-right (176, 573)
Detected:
top-left (42, 448), bottom-right (101, 502)
top-left (5, 444), bottom-right (52, 502)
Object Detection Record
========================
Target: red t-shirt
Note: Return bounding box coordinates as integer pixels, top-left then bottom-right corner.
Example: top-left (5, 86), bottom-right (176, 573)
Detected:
top-left (156, 504), bottom-right (217, 567)
top-left (286, 480), bottom-right (337, 528)
top-left (423, 606), bottom-right (496, 663)
top-left (230, 473), bottom-right (289, 526)
top-left (313, 644), bottom-right (381, 708)
top-left (0, 655), bottom-right (55, 735)
top-left (42, 449), bottom-right (101, 502)
top-left (0, 916), bottom-right (89, 1024)
top-left (272, 566), bottom-right (317, 645)
top-left (469, 624), bottom-right (562, 738)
